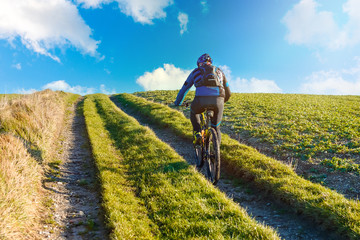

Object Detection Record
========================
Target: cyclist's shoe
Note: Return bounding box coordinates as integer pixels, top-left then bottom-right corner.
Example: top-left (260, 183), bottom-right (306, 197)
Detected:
top-left (193, 131), bottom-right (202, 145)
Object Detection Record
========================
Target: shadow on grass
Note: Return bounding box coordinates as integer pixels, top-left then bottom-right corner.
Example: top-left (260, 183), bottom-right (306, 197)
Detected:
top-left (94, 97), bottom-right (191, 184)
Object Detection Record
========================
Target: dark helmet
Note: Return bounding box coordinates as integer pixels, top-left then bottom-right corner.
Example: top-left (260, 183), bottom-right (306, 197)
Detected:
top-left (197, 53), bottom-right (212, 66)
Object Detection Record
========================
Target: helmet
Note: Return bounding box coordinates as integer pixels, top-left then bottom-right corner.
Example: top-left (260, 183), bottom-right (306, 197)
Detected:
top-left (197, 53), bottom-right (212, 67)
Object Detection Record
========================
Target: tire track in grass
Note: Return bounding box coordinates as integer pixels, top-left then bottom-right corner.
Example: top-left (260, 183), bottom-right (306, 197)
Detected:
top-left (83, 95), bottom-right (158, 239)
top-left (90, 94), bottom-right (279, 239)
top-left (45, 99), bottom-right (108, 240)
top-left (113, 93), bottom-right (360, 240)
top-left (111, 96), bottom-right (331, 240)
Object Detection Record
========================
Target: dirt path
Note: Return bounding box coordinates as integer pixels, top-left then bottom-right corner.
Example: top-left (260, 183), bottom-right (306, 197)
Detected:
top-left (41, 99), bottom-right (108, 240)
top-left (111, 97), bottom-right (332, 240)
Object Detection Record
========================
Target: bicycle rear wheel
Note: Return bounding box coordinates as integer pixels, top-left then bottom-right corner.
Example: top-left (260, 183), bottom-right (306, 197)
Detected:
top-left (204, 128), bottom-right (220, 185)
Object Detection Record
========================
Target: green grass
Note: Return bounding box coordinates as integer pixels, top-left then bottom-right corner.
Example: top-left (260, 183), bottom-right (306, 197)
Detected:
top-left (83, 95), bottom-right (156, 239)
top-left (321, 157), bottom-right (360, 174)
top-left (83, 94), bottom-right (280, 239)
top-left (134, 91), bottom-right (360, 170)
top-left (114, 92), bottom-right (360, 239)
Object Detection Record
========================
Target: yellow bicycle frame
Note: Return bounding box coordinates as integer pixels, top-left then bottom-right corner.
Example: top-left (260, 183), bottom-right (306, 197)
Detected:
top-left (200, 112), bottom-right (211, 144)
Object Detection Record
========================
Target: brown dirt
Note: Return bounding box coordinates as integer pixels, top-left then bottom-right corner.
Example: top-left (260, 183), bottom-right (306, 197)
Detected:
top-left (111, 97), bottom-right (334, 240)
top-left (41, 99), bottom-right (108, 240)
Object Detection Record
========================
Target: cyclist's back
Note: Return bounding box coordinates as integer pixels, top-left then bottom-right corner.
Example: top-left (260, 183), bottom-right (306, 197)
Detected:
top-left (174, 53), bottom-right (231, 145)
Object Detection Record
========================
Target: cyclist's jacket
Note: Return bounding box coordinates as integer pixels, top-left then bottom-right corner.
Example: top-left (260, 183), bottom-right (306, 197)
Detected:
top-left (174, 65), bottom-right (231, 106)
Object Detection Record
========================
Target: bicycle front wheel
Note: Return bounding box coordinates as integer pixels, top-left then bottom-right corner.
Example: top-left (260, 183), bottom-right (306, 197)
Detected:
top-left (205, 128), bottom-right (220, 185)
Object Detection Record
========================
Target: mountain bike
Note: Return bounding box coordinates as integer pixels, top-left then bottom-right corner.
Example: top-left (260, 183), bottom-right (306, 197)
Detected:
top-left (181, 102), bottom-right (220, 185)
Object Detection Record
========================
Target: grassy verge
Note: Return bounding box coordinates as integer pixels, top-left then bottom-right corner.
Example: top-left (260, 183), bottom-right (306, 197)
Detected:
top-left (0, 134), bottom-right (43, 239)
top-left (83, 94), bottom-right (280, 239)
top-left (0, 90), bottom-right (79, 162)
top-left (113, 93), bottom-right (360, 239)
top-left (0, 90), bottom-right (79, 239)
top-left (83, 95), bottom-right (158, 239)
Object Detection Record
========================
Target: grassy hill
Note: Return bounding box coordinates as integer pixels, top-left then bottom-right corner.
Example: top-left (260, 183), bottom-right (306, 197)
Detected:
top-left (2, 90), bottom-right (360, 239)
top-left (120, 91), bottom-right (360, 239)
top-left (135, 91), bottom-right (360, 176)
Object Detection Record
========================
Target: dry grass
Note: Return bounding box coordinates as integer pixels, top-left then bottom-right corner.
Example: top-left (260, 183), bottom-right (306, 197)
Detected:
top-left (0, 90), bottom-right (79, 239)
top-left (0, 90), bottom-right (66, 162)
top-left (0, 134), bottom-right (43, 239)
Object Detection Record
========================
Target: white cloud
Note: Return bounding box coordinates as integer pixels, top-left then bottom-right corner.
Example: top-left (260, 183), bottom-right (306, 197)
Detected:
top-left (136, 64), bottom-right (191, 90)
top-left (100, 84), bottom-right (116, 95)
top-left (16, 88), bottom-right (37, 94)
top-left (218, 65), bottom-right (232, 80)
top-left (301, 71), bottom-right (360, 95)
top-left (77, 0), bottom-right (174, 24)
top-left (200, 0), bottom-right (209, 14)
top-left (0, 0), bottom-right (100, 62)
top-left (282, 0), bottom-right (338, 48)
top-left (342, 0), bottom-right (360, 47)
top-left (342, 56), bottom-right (360, 75)
top-left (220, 65), bottom-right (282, 93)
top-left (42, 80), bottom-right (96, 95)
top-left (118, 0), bottom-right (173, 24)
top-left (178, 12), bottom-right (188, 35)
top-left (12, 63), bottom-right (21, 70)
top-left (300, 58), bottom-right (360, 95)
top-left (15, 80), bottom-right (116, 95)
top-left (76, 0), bottom-right (111, 8)
top-left (136, 64), bottom-right (282, 93)
top-left (230, 78), bottom-right (283, 93)
top-left (282, 0), bottom-right (360, 49)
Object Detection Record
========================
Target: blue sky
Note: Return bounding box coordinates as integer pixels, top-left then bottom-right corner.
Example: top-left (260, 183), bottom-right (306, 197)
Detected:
top-left (1, 0), bottom-right (360, 95)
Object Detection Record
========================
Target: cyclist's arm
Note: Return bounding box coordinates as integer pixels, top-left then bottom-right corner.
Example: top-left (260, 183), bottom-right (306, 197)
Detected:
top-left (174, 70), bottom-right (195, 106)
top-left (222, 72), bottom-right (231, 103)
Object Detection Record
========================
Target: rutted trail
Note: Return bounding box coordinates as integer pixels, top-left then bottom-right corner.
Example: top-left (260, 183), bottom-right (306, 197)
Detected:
top-left (111, 96), bottom-right (330, 240)
top-left (43, 99), bottom-right (108, 240)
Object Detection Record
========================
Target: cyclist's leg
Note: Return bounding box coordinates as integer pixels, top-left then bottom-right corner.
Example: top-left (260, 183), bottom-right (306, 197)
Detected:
top-left (210, 97), bottom-right (224, 144)
top-left (190, 97), bottom-right (206, 144)
top-left (190, 97), bottom-right (205, 133)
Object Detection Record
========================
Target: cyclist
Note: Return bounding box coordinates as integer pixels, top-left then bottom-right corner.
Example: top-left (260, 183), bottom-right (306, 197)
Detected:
top-left (174, 53), bottom-right (231, 145)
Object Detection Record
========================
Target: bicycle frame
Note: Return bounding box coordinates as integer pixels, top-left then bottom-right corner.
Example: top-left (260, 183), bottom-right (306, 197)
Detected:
top-left (199, 110), bottom-right (213, 144)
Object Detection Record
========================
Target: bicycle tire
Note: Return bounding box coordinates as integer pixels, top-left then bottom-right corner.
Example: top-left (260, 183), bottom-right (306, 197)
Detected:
top-left (193, 145), bottom-right (204, 169)
top-left (204, 128), bottom-right (220, 185)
